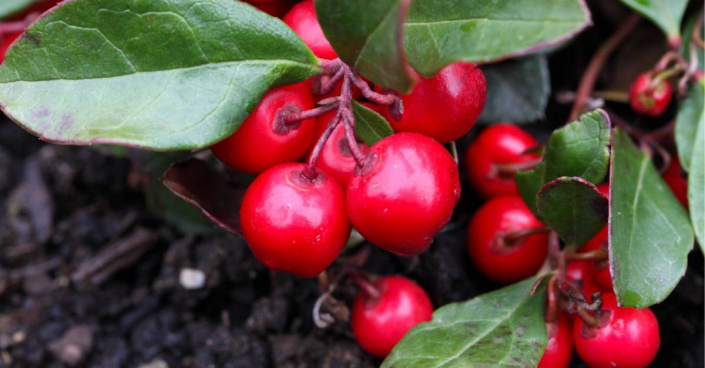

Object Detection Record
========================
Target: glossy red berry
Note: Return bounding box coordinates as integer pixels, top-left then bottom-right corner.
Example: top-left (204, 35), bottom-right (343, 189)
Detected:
top-left (210, 82), bottom-right (315, 174)
top-left (464, 124), bottom-right (540, 198)
top-left (351, 276), bottom-right (433, 358)
top-left (466, 196), bottom-right (548, 283)
top-left (308, 120), bottom-right (369, 188)
top-left (629, 72), bottom-right (672, 117)
top-left (573, 293), bottom-right (660, 368)
top-left (538, 316), bottom-right (573, 368)
top-left (346, 133), bottom-right (461, 256)
top-left (239, 163), bottom-right (350, 278)
top-left (283, 0), bottom-right (336, 60)
top-left (663, 155), bottom-right (689, 209)
top-left (388, 62), bottom-right (486, 143)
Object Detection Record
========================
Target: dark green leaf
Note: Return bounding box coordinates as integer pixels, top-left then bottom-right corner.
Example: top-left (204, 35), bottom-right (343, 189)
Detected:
top-left (404, 0), bottom-right (591, 77)
top-left (675, 80), bottom-right (705, 172)
top-left (0, 0), bottom-right (319, 151)
top-left (689, 104), bottom-right (705, 251)
top-left (516, 109), bottom-right (611, 215)
top-left (382, 278), bottom-right (546, 368)
top-left (0, 0), bottom-right (38, 19)
top-left (162, 159), bottom-right (246, 235)
top-left (610, 129), bottom-right (693, 308)
top-left (316, 0), bottom-right (416, 92)
top-left (479, 55), bottom-right (550, 125)
top-left (618, 0), bottom-right (687, 42)
top-left (352, 101), bottom-right (394, 145)
top-left (537, 177), bottom-right (608, 247)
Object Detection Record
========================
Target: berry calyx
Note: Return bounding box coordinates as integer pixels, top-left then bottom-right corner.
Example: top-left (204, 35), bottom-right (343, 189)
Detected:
top-left (663, 155), bottom-right (689, 209)
top-left (629, 72), bottom-right (672, 117)
top-left (351, 275), bottom-right (433, 358)
top-left (388, 62), bottom-right (486, 143)
top-left (564, 260), bottom-right (601, 302)
top-left (210, 82), bottom-right (316, 174)
top-left (466, 196), bottom-right (548, 283)
top-left (239, 163), bottom-right (350, 278)
top-left (283, 0), bottom-right (336, 60)
top-left (573, 293), bottom-right (660, 368)
top-left (537, 315), bottom-right (573, 368)
top-left (464, 123), bottom-right (541, 198)
top-left (346, 133), bottom-right (461, 256)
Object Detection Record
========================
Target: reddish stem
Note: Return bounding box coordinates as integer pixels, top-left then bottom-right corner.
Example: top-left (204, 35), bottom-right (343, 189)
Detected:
top-left (569, 14), bottom-right (641, 121)
top-left (492, 226), bottom-right (551, 252)
top-left (493, 157), bottom-right (543, 177)
top-left (565, 249), bottom-right (608, 262)
top-left (348, 272), bottom-right (380, 300)
top-left (351, 73), bottom-right (399, 106)
top-left (282, 102), bottom-right (337, 124)
top-left (546, 276), bottom-right (559, 324)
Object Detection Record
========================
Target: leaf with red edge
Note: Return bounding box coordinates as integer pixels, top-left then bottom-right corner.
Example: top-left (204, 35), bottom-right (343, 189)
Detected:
top-left (162, 159), bottom-right (245, 235)
top-left (537, 176), bottom-right (608, 247)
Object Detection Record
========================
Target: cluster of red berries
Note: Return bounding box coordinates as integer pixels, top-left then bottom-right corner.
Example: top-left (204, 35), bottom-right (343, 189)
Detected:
top-left (463, 126), bottom-right (661, 367)
top-left (212, 0), bottom-right (486, 278)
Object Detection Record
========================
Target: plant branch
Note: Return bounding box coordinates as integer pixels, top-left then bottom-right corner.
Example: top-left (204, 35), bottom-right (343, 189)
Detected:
top-left (569, 14), bottom-right (641, 121)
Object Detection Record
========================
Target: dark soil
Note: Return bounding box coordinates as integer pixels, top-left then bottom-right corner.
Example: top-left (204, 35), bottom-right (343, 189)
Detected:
top-left (0, 2), bottom-right (703, 367)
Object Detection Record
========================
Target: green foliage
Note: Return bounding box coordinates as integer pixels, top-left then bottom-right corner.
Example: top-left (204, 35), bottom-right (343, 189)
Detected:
top-left (0, 0), bottom-right (319, 150)
top-left (516, 109), bottom-right (611, 215)
top-left (383, 278), bottom-right (546, 368)
top-left (537, 177), bottom-right (608, 247)
top-left (352, 101), bottom-right (394, 145)
top-left (316, 0), bottom-right (415, 92)
top-left (688, 103), bottom-right (705, 251)
top-left (479, 55), bottom-right (550, 125)
top-left (404, 0), bottom-right (591, 76)
top-left (0, 0), bottom-right (38, 19)
top-left (676, 80), bottom-right (705, 172)
top-left (610, 129), bottom-right (694, 308)
top-left (619, 0), bottom-right (688, 41)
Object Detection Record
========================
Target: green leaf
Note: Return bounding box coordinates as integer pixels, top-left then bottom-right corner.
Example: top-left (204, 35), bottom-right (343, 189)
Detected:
top-left (689, 106), bottom-right (705, 251)
top-left (316, 0), bottom-right (415, 92)
top-left (404, 0), bottom-right (591, 77)
top-left (382, 278), bottom-right (546, 368)
top-left (0, 0), bottom-right (319, 151)
top-left (352, 101), bottom-right (394, 145)
top-left (479, 55), bottom-right (550, 125)
top-left (0, 0), bottom-right (38, 19)
top-left (681, 12), bottom-right (704, 69)
top-left (610, 129), bottom-right (694, 308)
top-left (675, 79), bottom-right (705, 172)
top-left (618, 0), bottom-right (687, 42)
top-left (537, 177), bottom-right (608, 247)
top-left (516, 109), bottom-right (611, 215)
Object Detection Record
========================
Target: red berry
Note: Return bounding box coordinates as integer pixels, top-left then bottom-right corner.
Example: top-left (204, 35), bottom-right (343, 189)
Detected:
top-left (351, 276), bottom-right (433, 358)
top-left (663, 155), bottom-right (689, 209)
top-left (210, 82), bottom-right (315, 174)
top-left (565, 260), bottom-right (602, 302)
top-left (629, 72), bottom-right (672, 117)
top-left (346, 133), bottom-right (461, 256)
top-left (388, 63), bottom-right (486, 143)
top-left (596, 183), bottom-right (610, 198)
top-left (466, 196), bottom-right (548, 283)
top-left (240, 163), bottom-right (350, 278)
top-left (578, 226), bottom-right (612, 292)
top-left (464, 124), bottom-right (540, 198)
top-left (283, 0), bottom-right (336, 60)
top-left (308, 120), bottom-right (369, 188)
top-left (573, 293), bottom-right (660, 368)
top-left (538, 316), bottom-right (573, 368)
